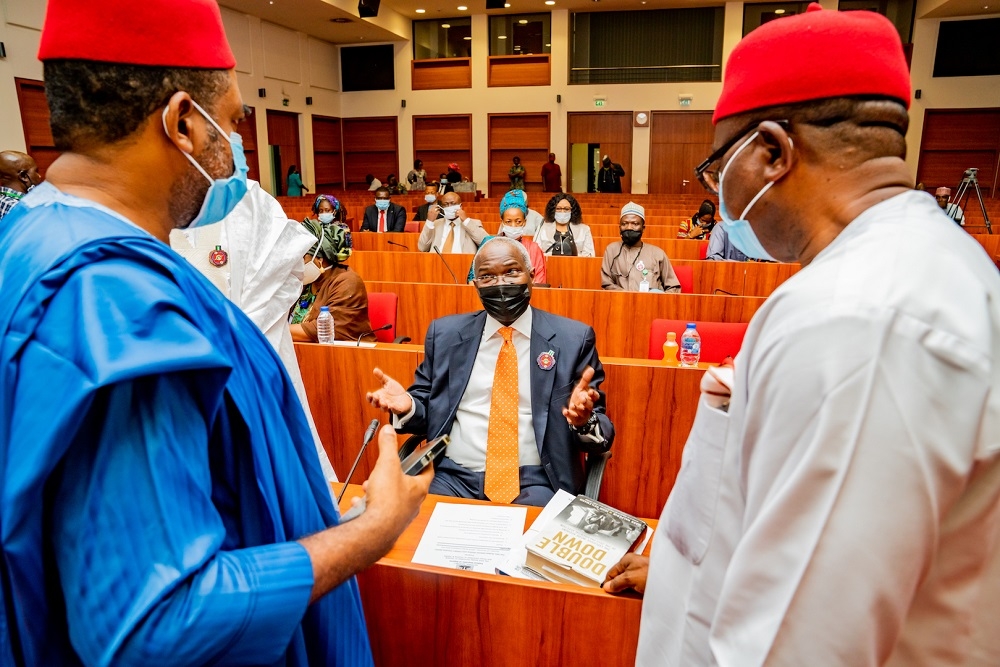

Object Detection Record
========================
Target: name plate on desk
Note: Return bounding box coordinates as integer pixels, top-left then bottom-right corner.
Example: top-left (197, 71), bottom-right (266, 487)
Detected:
top-left (452, 182), bottom-right (477, 193)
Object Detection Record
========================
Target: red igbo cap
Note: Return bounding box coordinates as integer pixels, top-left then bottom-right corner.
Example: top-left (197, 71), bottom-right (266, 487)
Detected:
top-left (713, 3), bottom-right (910, 124)
top-left (38, 0), bottom-right (236, 69)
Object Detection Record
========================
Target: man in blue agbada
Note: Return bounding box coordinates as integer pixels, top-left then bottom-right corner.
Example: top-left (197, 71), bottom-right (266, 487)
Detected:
top-left (0, 1), bottom-right (431, 665)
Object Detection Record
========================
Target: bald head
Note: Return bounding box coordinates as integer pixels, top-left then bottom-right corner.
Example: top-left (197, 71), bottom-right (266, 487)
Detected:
top-left (0, 151), bottom-right (41, 193)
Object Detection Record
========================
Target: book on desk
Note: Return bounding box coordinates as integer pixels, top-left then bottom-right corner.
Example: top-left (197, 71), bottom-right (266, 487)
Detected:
top-left (524, 495), bottom-right (648, 588)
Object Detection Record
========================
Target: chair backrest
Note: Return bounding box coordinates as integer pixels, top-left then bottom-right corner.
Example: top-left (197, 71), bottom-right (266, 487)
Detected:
top-left (404, 221), bottom-right (420, 233)
top-left (648, 319), bottom-right (749, 363)
top-left (698, 240), bottom-right (709, 260)
top-left (367, 292), bottom-right (398, 343)
top-left (673, 264), bottom-right (693, 294)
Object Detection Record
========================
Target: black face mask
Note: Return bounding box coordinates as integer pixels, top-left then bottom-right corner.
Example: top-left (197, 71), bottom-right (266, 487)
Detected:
top-left (477, 283), bottom-right (531, 325)
top-left (621, 229), bottom-right (643, 247)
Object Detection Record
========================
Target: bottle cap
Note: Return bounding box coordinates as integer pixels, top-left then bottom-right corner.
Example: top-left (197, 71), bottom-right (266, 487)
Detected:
top-left (320, 306), bottom-right (330, 312)
top-left (666, 332), bottom-right (676, 340)
top-left (686, 322), bottom-right (696, 328)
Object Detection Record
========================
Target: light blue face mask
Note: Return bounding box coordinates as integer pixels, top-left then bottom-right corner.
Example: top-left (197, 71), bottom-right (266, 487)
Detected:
top-left (162, 100), bottom-right (248, 229)
top-left (717, 131), bottom-right (777, 262)
top-left (375, 199), bottom-right (390, 211)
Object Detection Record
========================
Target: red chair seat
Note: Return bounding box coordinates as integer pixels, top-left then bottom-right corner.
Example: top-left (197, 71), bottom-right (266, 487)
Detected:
top-left (673, 265), bottom-right (693, 294)
top-left (367, 292), bottom-right (398, 343)
top-left (648, 319), bottom-right (749, 364)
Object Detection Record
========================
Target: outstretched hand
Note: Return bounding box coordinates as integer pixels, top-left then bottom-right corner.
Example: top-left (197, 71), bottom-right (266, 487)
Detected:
top-left (602, 554), bottom-right (649, 595)
top-left (562, 365), bottom-right (600, 427)
top-left (366, 367), bottom-right (413, 416)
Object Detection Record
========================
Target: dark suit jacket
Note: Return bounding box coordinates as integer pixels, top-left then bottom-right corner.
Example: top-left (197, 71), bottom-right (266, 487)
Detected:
top-left (360, 202), bottom-right (407, 232)
top-left (397, 308), bottom-right (615, 495)
top-left (415, 202), bottom-right (433, 221)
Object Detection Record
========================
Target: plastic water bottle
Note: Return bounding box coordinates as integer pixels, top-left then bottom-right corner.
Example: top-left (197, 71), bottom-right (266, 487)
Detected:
top-left (317, 306), bottom-right (335, 345)
top-left (680, 323), bottom-right (701, 367)
top-left (662, 331), bottom-right (680, 367)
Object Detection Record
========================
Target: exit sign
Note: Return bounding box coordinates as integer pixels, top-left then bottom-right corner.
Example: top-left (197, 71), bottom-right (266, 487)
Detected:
top-left (594, 98), bottom-right (606, 108)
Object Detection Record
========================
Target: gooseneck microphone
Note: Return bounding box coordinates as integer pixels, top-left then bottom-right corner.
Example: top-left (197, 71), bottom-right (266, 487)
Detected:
top-left (387, 240), bottom-right (408, 250)
top-left (432, 244), bottom-right (459, 284)
top-left (356, 323), bottom-right (393, 346)
top-left (337, 418), bottom-right (381, 504)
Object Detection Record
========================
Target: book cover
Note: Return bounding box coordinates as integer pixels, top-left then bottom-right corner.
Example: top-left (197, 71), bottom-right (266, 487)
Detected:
top-left (524, 495), bottom-right (648, 587)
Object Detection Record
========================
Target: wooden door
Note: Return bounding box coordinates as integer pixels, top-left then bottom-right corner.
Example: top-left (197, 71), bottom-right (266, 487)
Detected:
top-left (342, 117), bottom-right (399, 190)
top-left (236, 105), bottom-right (260, 183)
top-left (649, 111), bottom-right (714, 195)
top-left (313, 115), bottom-right (344, 192)
top-left (14, 78), bottom-right (59, 176)
top-left (567, 112), bottom-right (633, 194)
top-left (488, 113), bottom-right (550, 198)
top-left (266, 110), bottom-right (301, 196)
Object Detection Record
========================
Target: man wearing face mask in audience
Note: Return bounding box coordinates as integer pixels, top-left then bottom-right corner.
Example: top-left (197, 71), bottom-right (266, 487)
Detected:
top-left (0, 1), bottom-right (430, 663)
top-left (417, 189), bottom-right (487, 253)
top-left (0, 150), bottom-right (43, 222)
top-left (415, 183), bottom-right (439, 221)
top-left (360, 186), bottom-right (406, 232)
top-left (367, 236), bottom-right (615, 506)
top-left (601, 202), bottom-right (681, 292)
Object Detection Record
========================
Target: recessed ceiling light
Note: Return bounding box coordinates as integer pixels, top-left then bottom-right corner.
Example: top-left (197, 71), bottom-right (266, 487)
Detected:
top-left (330, 17), bottom-right (352, 22)
top-left (545, 43), bottom-right (551, 47)
top-left (416, 8), bottom-right (425, 12)
top-left (505, 2), bottom-right (511, 5)
top-left (545, 0), bottom-right (555, 4)
top-left (442, 23), bottom-right (451, 28)
top-left (774, 8), bottom-right (785, 13)
top-left (458, 5), bottom-right (468, 9)
top-left (519, 19), bottom-right (528, 24)
top-left (498, 35), bottom-right (508, 39)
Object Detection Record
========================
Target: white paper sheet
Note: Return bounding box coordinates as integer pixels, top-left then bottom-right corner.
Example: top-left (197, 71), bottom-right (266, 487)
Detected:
top-left (495, 489), bottom-right (576, 580)
top-left (412, 503), bottom-right (527, 574)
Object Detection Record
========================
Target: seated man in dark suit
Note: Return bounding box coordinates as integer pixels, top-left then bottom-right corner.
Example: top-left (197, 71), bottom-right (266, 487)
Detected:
top-left (367, 237), bottom-right (614, 506)
top-left (414, 183), bottom-right (438, 221)
top-left (360, 186), bottom-right (406, 232)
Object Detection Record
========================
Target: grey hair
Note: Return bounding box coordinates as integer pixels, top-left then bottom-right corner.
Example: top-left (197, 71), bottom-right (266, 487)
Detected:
top-left (472, 236), bottom-right (533, 274)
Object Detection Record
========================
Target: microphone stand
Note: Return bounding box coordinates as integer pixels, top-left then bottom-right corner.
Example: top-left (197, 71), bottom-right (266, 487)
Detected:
top-left (432, 245), bottom-right (459, 284)
top-left (387, 240), bottom-right (408, 250)
top-left (337, 418), bottom-right (380, 504)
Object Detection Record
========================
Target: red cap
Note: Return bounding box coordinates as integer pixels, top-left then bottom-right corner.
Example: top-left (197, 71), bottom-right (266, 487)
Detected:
top-left (714, 3), bottom-right (910, 124)
top-left (38, 0), bottom-right (236, 69)
top-left (448, 163), bottom-right (460, 171)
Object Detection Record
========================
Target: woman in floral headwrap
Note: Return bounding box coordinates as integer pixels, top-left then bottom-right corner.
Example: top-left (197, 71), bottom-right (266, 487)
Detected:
top-left (289, 218), bottom-right (372, 343)
top-left (466, 189), bottom-right (547, 284)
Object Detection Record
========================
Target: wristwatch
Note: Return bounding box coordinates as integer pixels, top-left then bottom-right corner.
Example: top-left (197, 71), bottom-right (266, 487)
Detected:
top-left (570, 413), bottom-right (599, 435)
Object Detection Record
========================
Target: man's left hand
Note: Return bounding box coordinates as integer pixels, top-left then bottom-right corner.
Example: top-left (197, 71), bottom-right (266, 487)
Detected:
top-left (562, 365), bottom-right (600, 427)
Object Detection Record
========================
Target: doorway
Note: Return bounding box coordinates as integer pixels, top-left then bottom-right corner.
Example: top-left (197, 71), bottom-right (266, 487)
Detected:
top-left (567, 112), bottom-right (633, 194)
top-left (570, 143), bottom-right (601, 193)
top-left (266, 109), bottom-right (301, 197)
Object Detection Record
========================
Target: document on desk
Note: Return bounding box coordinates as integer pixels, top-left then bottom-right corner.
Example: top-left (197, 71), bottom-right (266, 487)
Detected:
top-left (412, 503), bottom-right (528, 574)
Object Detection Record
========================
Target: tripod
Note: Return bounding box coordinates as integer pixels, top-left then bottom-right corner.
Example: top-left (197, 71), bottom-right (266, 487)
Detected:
top-left (953, 168), bottom-right (993, 234)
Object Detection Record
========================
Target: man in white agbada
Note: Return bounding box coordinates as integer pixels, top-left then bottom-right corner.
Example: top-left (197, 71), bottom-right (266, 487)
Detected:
top-left (170, 179), bottom-right (338, 485)
top-left (604, 6), bottom-right (1000, 666)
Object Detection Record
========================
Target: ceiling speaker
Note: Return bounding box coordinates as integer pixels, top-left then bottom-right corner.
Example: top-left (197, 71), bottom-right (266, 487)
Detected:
top-left (358, 0), bottom-right (380, 18)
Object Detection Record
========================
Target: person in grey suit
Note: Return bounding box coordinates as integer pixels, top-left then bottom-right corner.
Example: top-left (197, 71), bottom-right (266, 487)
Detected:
top-left (367, 237), bottom-right (614, 506)
top-left (417, 190), bottom-right (487, 253)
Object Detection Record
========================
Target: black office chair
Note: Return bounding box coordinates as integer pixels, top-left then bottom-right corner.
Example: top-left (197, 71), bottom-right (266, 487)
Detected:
top-left (397, 435), bottom-right (611, 501)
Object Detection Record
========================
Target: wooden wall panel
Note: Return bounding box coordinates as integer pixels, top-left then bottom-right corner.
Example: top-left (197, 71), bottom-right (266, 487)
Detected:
top-left (14, 78), bottom-right (59, 176)
top-left (487, 55), bottom-right (551, 87)
top-left (488, 113), bottom-right (550, 197)
top-left (413, 114), bottom-right (473, 184)
top-left (649, 111), bottom-right (714, 195)
top-left (342, 116), bottom-right (399, 189)
top-left (236, 105), bottom-right (260, 183)
top-left (916, 109), bottom-right (1000, 197)
top-left (567, 112), bottom-right (633, 194)
top-left (411, 58), bottom-right (472, 90)
top-left (266, 110), bottom-right (301, 197)
top-left (312, 115), bottom-right (344, 191)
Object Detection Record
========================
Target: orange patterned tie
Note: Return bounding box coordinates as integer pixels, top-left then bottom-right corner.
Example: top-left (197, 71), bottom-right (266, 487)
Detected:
top-left (484, 326), bottom-right (520, 503)
top-left (442, 222), bottom-right (455, 253)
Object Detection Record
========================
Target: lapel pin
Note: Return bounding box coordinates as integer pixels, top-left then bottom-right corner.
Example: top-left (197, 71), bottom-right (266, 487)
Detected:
top-left (209, 245), bottom-right (228, 267)
top-left (537, 350), bottom-right (555, 371)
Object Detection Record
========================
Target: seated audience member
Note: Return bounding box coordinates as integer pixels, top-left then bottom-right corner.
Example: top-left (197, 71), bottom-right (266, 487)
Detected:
top-left (465, 190), bottom-right (547, 284)
top-left (361, 186), bottom-right (406, 232)
top-left (446, 163), bottom-right (462, 184)
top-left (935, 186), bottom-right (965, 225)
top-left (307, 194), bottom-right (348, 229)
top-left (415, 183), bottom-right (438, 221)
top-left (0, 150), bottom-right (42, 222)
top-left (534, 193), bottom-right (595, 257)
top-left (437, 174), bottom-right (454, 195)
top-left (521, 191), bottom-right (544, 236)
top-left (417, 190), bottom-right (487, 253)
top-left (706, 222), bottom-right (750, 262)
top-left (365, 173), bottom-right (382, 191)
top-left (385, 173), bottom-right (407, 195)
top-left (679, 200), bottom-right (716, 239)
top-left (406, 159), bottom-right (427, 191)
top-left (601, 202), bottom-right (681, 292)
top-left (367, 236), bottom-right (614, 506)
top-left (289, 220), bottom-right (372, 343)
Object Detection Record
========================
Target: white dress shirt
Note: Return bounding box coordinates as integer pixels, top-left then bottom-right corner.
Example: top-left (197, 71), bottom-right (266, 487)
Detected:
top-left (424, 217), bottom-right (466, 253)
top-left (638, 191), bottom-right (1000, 666)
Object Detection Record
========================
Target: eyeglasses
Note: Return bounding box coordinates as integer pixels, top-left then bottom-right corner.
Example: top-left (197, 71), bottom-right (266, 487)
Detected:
top-left (473, 268), bottom-right (525, 286)
top-left (695, 119), bottom-right (790, 195)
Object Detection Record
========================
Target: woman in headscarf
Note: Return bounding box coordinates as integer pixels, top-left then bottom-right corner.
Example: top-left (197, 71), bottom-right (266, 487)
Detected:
top-left (678, 200), bottom-right (716, 239)
top-left (306, 194), bottom-right (350, 232)
top-left (466, 189), bottom-right (547, 284)
top-left (289, 219), bottom-right (373, 343)
top-left (534, 193), bottom-right (595, 257)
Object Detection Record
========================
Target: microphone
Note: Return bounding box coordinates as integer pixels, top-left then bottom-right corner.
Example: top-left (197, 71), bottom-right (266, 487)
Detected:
top-left (713, 288), bottom-right (738, 296)
top-left (432, 245), bottom-right (459, 284)
top-left (356, 323), bottom-right (393, 346)
top-left (337, 418), bottom-right (381, 504)
top-left (387, 240), bottom-right (408, 250)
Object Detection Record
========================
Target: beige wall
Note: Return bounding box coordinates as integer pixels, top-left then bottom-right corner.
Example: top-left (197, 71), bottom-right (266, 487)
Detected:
top-left (2, 0), bottom-right (998, 196)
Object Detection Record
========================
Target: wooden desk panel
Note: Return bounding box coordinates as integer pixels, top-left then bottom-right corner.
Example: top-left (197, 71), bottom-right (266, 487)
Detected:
top-left (298, 344), bottom-right (703, 518)
top-left (336, 486), bottom-right (651, 667)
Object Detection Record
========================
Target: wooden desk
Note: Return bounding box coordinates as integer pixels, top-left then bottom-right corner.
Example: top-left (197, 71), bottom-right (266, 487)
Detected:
top-left (297, 343), bottom-right (702, 518)
top-left (336, 484), bottom-right (652, 667)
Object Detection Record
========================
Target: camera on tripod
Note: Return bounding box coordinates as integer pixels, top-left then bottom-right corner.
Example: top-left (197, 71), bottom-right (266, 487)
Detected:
top-left (964, 168), bottom-right (979, 179)
top-left (951, 167), bottom-right (992, 234)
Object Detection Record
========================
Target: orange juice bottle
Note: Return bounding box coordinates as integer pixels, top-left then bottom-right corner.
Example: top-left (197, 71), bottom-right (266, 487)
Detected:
top-left (662, 332), bottom-right (680, 366)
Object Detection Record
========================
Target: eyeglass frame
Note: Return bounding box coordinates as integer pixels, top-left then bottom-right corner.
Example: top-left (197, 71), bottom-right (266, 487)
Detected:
top-left (472, 267), bottom-right (527, 287)
top-left (695, 119), bottom-right (791, 195)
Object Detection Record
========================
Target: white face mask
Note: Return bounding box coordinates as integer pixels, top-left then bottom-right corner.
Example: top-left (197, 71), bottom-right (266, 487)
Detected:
top-left (501, 225), bottom-right (525, 240)
top-left (554, 211), bottom-right (571, 224)
top-left (442, 204), bottom-right (460, 220)
top-left (424, 193), bottom-right (437, 203)
top-left (302, 260), bottom-right (322, 285)
top-left (317, 212), bottom-right (335, 224)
